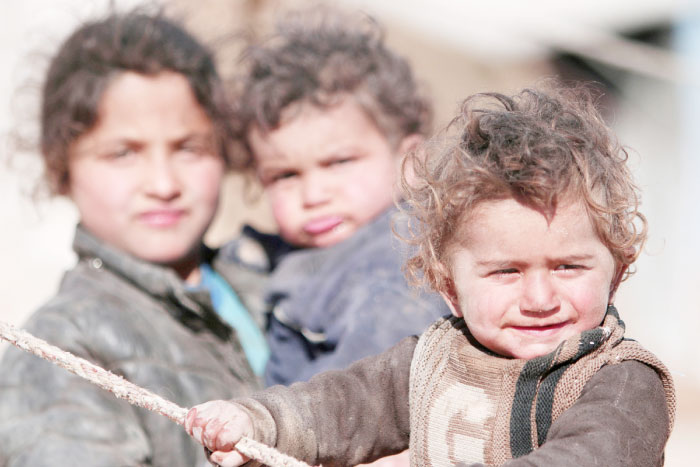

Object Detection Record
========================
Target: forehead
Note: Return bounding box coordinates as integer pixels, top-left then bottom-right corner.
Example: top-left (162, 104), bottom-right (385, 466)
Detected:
top-left (94, 71), bottom-right (211, 134)
top-left (456, 198), bottom-right (609, 258)
top-left (248, 97), bottom-right (393, 166)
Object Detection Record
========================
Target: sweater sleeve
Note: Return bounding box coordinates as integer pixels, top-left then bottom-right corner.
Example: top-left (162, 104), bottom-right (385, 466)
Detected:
top-left (236, 336), bottom-right (417, 467)
top-left (496, 360), bottom-right (671, 467)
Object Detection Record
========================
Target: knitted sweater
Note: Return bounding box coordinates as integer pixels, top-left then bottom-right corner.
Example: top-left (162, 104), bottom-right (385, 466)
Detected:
top-left (409, 308), bottom-right (675, 465)
top-left (236, 308), bottom-right (674, 466)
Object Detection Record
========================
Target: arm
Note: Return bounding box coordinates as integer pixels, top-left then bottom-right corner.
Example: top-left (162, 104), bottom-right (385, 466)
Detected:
top-left (188, 336), bottom-right (417, 467)
top-left (498, 361), bottom-right (670, 467)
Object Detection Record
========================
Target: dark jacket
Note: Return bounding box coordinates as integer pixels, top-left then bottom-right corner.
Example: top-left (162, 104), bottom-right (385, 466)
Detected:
top-left (0, 226), bottom-right (265, 467)
top-left (262, 207), bottom-right (450, 386)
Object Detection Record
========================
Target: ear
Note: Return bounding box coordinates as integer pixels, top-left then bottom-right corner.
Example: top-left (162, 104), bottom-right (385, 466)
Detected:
top-left (395, 134), bottom-right (425, 188)
top-left (439, 277), bottom-right (463, 318)
top-left (57, 177), bottom-right (73, 199)
top-left (608, 263), bottom-right (628, 304)
top-left (397, 133), bottom-right (424, 157)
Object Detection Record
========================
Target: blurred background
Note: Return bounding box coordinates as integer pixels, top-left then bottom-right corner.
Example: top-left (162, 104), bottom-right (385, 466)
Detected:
top-left (2, 0), bottom-right (698, 464)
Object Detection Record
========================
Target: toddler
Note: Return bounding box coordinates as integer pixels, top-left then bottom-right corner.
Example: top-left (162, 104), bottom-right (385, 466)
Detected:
top-left (228, 7), bottom-right (448, 388)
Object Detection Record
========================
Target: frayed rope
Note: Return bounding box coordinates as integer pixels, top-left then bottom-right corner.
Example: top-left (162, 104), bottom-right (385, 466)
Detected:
top-left (0, 320), bottom-right (311, 467)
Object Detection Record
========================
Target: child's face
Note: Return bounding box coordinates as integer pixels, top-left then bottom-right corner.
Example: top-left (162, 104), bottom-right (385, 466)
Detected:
top-left (442, 198), bottom-right (619, 359)
top-left (68, 71), bottom-right (224, 281)
top-left (249, 97), bottom-right (410, 248)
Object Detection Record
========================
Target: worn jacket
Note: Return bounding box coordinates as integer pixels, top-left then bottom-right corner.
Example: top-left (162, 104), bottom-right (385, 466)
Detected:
top-left (263, 207), bottom-right (450, 386)
top-left (235, 311), bottom-right (674, 466)
top-left (0, 226), bottom-right (265, 467)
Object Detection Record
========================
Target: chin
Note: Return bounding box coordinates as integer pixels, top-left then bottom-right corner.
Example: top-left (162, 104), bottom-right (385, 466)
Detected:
top-left (506, 342), bottom-right (559, 360)
top-left (130, 244), bottom-right (195, 265)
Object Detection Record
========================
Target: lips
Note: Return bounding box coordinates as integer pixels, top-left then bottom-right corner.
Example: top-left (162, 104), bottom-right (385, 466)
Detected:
top-left (139, 209), bottom-right (186, 227)
top-left (510, 321), bottom-right (569, 336)
top-left (303, 215), bottom-right (344, 236)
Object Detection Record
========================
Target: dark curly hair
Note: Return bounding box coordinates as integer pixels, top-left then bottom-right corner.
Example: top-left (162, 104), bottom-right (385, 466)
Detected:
top-left (40, 9), bottom-right (237, 195)
top-left (402, 82), bottom-right (647, 294)
top-left (235, 6), bottom-right (433, 168)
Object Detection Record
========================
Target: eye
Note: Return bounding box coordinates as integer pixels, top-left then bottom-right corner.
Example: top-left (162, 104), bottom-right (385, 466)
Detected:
top-left (490, 268), bottom-right (519, 277)
top-left (275, 171), bottom-right (298, 181)
top-left (105, 146), bottom-right (136, 160)
top-left (180, 143), bottom-right (203, 155)
top-left (326, 156), bottom-right (356, 167)
top-left (177, 138), bottom-right (214, 157)
top-left (555, 264), bottom-right (585, 275)
top-left (262, 170), bottom-right (298, 186)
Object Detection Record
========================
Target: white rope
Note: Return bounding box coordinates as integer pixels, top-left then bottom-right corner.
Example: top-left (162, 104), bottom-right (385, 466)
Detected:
top-left (0, 320), bottom-right (311, 467)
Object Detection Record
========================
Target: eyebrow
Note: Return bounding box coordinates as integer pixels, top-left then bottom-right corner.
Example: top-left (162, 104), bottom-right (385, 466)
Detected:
top-left (475, 260), bottom-right (520, 269)
top-left (257, 162), bottom-right (294, 174)
top-left (475, 254), bottom-right (596, 268)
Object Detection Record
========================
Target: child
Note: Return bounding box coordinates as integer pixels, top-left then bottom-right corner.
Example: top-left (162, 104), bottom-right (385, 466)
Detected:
top-left (0, 10), bottom-right (267, 467)
top-left (227, 7), bottom-right (449, 389)
top-left (186, 84), bottom-right (676, 467)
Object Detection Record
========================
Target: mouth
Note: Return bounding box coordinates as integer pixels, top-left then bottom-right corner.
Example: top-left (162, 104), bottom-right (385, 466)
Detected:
top-left (303, 215), bottom-right (345, 236)
top-left (139, 209), bottom-right (186, 227)
top-left (510, 321), bottom-right (569, 336)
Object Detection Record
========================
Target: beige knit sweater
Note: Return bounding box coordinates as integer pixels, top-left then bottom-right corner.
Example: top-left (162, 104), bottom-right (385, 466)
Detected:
top-left (409, 308), bottom-right (675, 466)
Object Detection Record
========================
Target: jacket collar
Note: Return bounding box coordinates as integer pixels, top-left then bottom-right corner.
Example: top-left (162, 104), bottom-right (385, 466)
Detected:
top-left (71, 225), bottom-right (218, 321)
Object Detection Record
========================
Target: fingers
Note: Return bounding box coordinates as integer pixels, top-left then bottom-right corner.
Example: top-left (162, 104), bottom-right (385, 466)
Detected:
top-left (185, 401), bottom-right (254, 453)
top-left (210, 449), bottom-right (250, 467)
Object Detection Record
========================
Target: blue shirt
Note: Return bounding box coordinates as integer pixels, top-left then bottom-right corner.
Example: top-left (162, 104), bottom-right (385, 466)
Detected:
top-left (199, 263), bottom-right (269, 375)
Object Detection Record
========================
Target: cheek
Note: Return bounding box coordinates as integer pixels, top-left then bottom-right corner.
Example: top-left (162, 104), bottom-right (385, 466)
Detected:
top-left (267, 188), bottom-right (298, 232)
top-left (343, 168), bottom-right (395, 214)
top-left (565, 275), bottom-right (612, 323)
top-left (187, 163), bottom-right (224, 205)
top-left (71, 168), bottom-right (134, 213)
top-left (459, 281), bottom-right (509, 327)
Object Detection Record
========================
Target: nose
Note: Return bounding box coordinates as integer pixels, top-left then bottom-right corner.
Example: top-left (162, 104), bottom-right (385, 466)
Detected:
top-left (520, 270), bottom-right (560, 314)
top-left (300, 170), bottom-right (331, 208)
top-left (144, 153), bottom-right (181, 201)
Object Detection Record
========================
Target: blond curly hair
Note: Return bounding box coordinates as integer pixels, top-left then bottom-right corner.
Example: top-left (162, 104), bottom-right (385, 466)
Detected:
top-left (402, 83), bottom-right (646, 294)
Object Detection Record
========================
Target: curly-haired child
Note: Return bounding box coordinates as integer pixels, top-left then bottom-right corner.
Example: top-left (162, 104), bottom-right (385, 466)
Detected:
top-left (187, 83), bottom-right (676, 467)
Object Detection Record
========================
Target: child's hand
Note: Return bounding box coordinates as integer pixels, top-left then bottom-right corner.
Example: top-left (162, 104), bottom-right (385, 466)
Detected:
top-left (185, 400), bottom-right (254, 467)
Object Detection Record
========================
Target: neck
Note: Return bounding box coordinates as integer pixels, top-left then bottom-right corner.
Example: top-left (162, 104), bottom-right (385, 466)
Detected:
top-left (169, 251), bottom-right (203, 285)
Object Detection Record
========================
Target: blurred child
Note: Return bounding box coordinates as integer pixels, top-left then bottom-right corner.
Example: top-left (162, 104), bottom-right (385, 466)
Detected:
top-left (186, 84), bottom-right (676, 467)
top-left (228, 7), bottom-right (448, 388)
top-left (0, 10), bottom-right (267, 466)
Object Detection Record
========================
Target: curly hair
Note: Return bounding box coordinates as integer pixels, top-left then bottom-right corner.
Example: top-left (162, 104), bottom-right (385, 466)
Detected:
top-left (235, 6), bottom-right (432, 167)
top-left (40, 9), bottom-right (237, 195)
top-left (402, 82), bottom-right (647, 294)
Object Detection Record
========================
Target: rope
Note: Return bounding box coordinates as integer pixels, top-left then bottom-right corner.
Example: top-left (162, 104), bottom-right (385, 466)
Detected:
top-left (0, 320), bottom-right (311, 467)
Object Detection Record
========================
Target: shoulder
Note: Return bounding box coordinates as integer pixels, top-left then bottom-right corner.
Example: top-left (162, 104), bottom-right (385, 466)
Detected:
top-left (584, 360), bottom-right (669, 415)
top-left (13, 283), bottom-right (141, 367)
top-left (552, 360), bottom-right (671, 465)
top-left (14, 262), bottom-right (180, 367)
